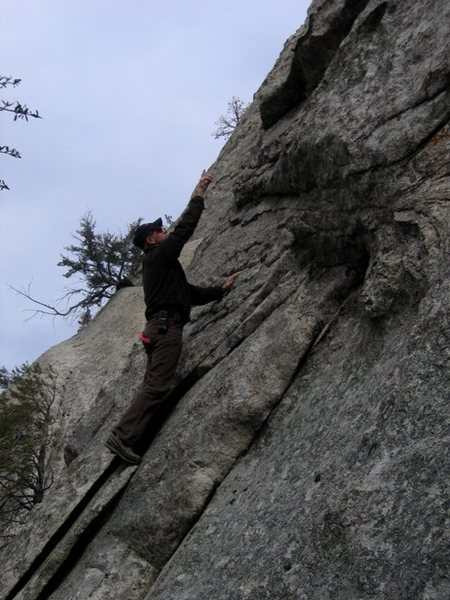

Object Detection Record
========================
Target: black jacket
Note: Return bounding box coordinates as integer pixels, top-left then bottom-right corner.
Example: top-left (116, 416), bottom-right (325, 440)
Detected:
top-left (142, 195), bottom-right (224, 323)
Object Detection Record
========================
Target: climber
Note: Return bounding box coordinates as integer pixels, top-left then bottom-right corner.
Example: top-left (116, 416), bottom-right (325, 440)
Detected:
top-left (106, 171), bottom-right (238, 464)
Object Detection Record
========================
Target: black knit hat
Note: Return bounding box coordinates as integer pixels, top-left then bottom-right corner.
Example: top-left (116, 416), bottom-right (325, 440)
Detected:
top-left (133, 218), bottom-right (163, 249)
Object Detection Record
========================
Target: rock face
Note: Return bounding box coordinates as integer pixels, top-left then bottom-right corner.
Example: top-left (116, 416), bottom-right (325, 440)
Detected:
top-left (1, 0), bottom-right (449, 598)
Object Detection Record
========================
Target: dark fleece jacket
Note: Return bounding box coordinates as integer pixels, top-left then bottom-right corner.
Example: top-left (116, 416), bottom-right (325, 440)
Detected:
top-left (142, 195), bottom-right (224, 323)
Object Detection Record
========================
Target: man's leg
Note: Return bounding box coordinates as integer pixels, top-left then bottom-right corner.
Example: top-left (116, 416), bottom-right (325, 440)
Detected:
top-left (112, 321), bottom-right (183, 449)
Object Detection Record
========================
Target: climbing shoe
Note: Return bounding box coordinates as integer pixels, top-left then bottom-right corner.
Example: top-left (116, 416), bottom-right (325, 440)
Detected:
top-left (105, 433), bottom-right (141, 465)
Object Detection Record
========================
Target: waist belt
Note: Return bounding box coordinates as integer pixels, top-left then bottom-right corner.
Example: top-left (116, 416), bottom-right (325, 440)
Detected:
top-left (148, 309), bottom-right (184, 325)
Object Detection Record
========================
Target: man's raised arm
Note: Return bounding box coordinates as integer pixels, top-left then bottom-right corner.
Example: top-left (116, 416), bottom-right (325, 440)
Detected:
top-left (160, 171), bottom-right (213, 261)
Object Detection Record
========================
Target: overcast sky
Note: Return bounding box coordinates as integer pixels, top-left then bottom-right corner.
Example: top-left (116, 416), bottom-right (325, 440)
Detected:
top-left (1, 0), bottom-right (310, 370)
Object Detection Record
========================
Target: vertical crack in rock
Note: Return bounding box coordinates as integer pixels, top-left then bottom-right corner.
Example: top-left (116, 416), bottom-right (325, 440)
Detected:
top-left (2, 366), bottom-right (212, 600)
top-left (3, 460), bottom-right (118, 600)
top-left (29, 476), bottom-right (130, 600)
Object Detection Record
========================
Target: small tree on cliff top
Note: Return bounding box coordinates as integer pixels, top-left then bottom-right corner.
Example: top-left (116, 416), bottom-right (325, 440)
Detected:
top-left (212, 96), bottom-right (248, 140)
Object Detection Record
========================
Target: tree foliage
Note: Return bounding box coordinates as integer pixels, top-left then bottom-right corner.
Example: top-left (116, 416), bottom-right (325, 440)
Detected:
top-left (212, 96), bottom-right (248, 140)
top-left (0, 363), bottom-right (59, 547)
top-left (12, 213), bottom-right (143, 322)
top-left (1, 76), bottom-right (42, 191)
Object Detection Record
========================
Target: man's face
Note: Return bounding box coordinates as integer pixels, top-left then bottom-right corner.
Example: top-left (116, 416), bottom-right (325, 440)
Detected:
top-left (147, 227), bottom-right (168, 245)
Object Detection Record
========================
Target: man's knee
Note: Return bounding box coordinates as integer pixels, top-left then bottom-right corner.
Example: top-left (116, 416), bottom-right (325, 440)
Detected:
top-left (142, 382), bottom-right (171, 396)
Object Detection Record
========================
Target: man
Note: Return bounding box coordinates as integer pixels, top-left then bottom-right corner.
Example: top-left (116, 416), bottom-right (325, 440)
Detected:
top-left (106, 171), bottom-right (238, 464)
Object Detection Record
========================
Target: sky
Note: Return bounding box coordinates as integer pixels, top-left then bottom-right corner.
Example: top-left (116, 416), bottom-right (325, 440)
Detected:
top-left (0, 0), bottom-right (310, 370)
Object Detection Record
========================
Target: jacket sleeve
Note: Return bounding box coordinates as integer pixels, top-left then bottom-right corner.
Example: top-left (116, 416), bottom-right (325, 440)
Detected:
top-left (159, 196), bottom-right (204, 262)
top-left (188, 283), bottom-right (225, 306)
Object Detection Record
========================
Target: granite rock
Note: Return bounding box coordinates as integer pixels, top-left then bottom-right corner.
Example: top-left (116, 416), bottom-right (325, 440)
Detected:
top-left (1, 0), bottom-right (448, 599)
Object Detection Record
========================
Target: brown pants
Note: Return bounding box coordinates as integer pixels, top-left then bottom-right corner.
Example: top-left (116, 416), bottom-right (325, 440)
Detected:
top-left (114, 320), bottom-right (183, 447)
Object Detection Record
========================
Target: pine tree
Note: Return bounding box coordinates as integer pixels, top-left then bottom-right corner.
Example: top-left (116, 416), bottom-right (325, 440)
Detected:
top-left (0, 363), bottom-right (60, 547)
top-left (11, 213), bottom-right (143, 320)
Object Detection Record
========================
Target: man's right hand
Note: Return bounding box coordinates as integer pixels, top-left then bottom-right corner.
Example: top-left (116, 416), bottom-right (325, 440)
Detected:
top-left (222, 272), bottom-right (239, 293)
top-left (195, 170), bottom-right (213, 198)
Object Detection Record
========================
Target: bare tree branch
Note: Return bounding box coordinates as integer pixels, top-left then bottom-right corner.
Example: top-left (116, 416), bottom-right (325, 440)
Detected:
top-left (0, 76), bottom-right (22, 89)
top-left (212, 96), bottom-right (249, 140)
top-left (0, 100), bottom-right (41, 121)
top-left (0, 146), bottom-right (21, 159)
top-left (1, 75), bottom-right (42, 191)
